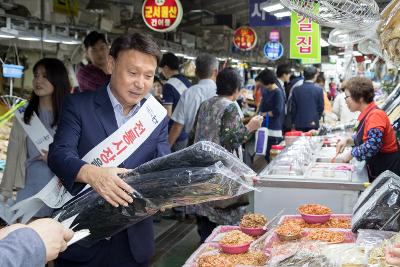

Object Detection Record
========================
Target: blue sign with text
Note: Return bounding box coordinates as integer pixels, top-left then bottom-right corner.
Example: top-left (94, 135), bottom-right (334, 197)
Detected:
top-left (264, 41), bottom-right (284, 61)
top-left (249, 0), bottom-right (291, 27)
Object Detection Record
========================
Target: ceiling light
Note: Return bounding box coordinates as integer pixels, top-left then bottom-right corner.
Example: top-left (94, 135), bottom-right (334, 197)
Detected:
top-left (353, 51), bottom-right (363, 56)
top-left (0, 18), bottom-right (17, 39)
top-left (175, 53), bottom-right (185, 57)
top-left (261, 3), bottom-right (284, 13)
top-left (161, 49), bottom-right (168, 53)
top-left (0, 32), bottom-right (15, 39)
top-left (274, 11), bottom-right (292, 18)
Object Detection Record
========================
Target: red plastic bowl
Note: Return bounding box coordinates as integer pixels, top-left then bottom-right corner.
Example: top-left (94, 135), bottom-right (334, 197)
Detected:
top-left (240, 226), bottom-right (266, 237)
top-left (219, 242), bottom-right (251, 254)
top-left (300, 213), bottom-right (331, 224)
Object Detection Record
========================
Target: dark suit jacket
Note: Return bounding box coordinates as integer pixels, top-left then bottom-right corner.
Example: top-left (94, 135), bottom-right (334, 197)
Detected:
top-left (291, 81), bottom-right (324, 129)
top-left (48, 86), bottom-right (170, 265)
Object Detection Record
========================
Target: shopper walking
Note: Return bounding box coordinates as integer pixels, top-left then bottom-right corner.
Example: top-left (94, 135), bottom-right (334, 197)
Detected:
top-left (192, 67), bottom-right (263, 242)
top-left (168, 54), bottom-right (218, 147)
top-left (160, 52), bottom-right (192, 150)
top-left (291, 66), bottom-right (324, 132)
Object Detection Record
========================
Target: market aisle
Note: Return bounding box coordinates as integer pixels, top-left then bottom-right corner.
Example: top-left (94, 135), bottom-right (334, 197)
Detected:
top-left (151, 218), bottom-right (200, 267)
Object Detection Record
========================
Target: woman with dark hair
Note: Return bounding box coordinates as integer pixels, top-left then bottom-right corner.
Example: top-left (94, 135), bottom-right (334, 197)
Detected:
top-left (336, 77), bottom-right (400, 181)
top-left (191, 67), bottom-right (263, 242)
top-left (1, 58), bottom-right (70, 216)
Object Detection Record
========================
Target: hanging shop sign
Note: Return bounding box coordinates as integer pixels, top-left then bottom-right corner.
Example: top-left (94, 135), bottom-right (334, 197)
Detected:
top-left (290, 11), bottom-right (321, 63)
top-left (142, 0), bottom-right (183, 32)
top-left (53, 0), bottom-right (78, 16)
top-left (249, 0), bottom-right (290, 27)
top-left (2, 64), bottom-right (24, 78)
top-left (233, 26), bottom-right (258, 51)
top-left (264, 42), bottom-right (284, 61)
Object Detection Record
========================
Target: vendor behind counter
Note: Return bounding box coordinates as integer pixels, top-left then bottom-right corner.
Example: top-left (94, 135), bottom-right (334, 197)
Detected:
top-left (336, 77), bottom-right (400, 182)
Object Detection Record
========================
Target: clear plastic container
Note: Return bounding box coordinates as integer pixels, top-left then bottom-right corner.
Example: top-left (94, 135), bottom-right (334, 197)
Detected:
top-left (270, 145), bottom-right (284, 161)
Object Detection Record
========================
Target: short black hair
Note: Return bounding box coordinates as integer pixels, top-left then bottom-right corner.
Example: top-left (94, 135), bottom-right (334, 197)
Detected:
top-left (83, 31), bottom-right (107, 49)
top-left (216, 67), bottom-right (242, 96)
top-left (303, 66), bottom-right (318, 80)
top-left (276, 64), bottom-right (291, 78)
top-left (346, 77), bottom-right (375, 104)
top-left (159, 52), bottom-right (179, 70)
top-left (316, 74), bottom-right (325, 84)
top-left (256, 69), bottom-right (276, 86)
top-left (109, 32), bottom-right (162, 64)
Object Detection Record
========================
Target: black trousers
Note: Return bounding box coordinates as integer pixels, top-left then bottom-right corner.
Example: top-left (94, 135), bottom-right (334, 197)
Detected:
top-left (196, 215), bottom-right (217, 243)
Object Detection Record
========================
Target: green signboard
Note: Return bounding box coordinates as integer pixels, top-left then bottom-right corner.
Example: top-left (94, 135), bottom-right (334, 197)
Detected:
top-left (290, 11), bottom-right (321, 62)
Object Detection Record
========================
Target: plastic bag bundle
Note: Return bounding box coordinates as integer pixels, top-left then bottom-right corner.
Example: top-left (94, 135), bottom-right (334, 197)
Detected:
top-left (352, 171), bottom-right (400, 232)
top-left (353, 170), bottom-right (399, 214)
top-left (131, 141), bottom-right (255, 178)
top-left (268, 241), bottom-right (330, 267)
top-left (54, 142), bottom-right (255, 246)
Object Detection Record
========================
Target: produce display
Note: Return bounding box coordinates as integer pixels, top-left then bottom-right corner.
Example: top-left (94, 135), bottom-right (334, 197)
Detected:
top-left (240, 213), bottom-right (267, 228)
top-left (305, 229), bottom-right (345, 243)
top-left (279, 216), bottom-right (351, 229)
top-left (219, 230), bottom-right (253, 246)
top-left (197, 251), bottom-right (267, 267)
top-left (298, 204), bottom-right (332, 215)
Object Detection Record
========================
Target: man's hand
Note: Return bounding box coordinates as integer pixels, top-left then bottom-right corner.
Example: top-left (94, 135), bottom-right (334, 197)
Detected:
top-left (0, 223), bottom-right (26, 240)
top-left (28, 218), bottom-right (74, 262)
top-left (77, 164), bottom-right (133, 207)
top-left (38, 149), bottom-right (49, 163)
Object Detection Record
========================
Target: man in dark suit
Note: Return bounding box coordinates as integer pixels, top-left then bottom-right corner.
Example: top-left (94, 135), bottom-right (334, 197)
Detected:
top-left (275, 63), bottom-right (291, 101)
top-left (291, 66), bottom-right (324, 132)
top-left (48, 33), bottom-right (170, 267)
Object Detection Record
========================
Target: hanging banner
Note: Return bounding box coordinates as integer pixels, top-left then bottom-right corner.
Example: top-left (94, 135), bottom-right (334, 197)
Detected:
top-left (290, 11), bottom-right (321, 61)
top-left (142, 0), bottom-right (183, 32)
top-left (264, 41), bottom-right (284, 61)
top-left (233, 26), bottom-right (258, 51)
top-left (248, 0), bottom-right (290, 27)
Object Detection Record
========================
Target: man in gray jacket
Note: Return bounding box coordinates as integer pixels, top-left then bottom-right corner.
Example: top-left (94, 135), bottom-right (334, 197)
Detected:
top-left (0, 218), bottom-right (74, 267)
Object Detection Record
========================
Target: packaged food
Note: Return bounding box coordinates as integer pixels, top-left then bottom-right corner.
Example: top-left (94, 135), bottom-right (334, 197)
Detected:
top-left (54, 142), bottom-right (256, 246)
top-left (240, 213), bottom-right (267, 228)
top-left (219, 230), bottom-right (253, 246)
top-left (298, 204), bottom-right (332, 215)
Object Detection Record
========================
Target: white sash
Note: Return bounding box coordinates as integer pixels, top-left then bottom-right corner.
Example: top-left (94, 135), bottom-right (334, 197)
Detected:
top-left (10, 95), bottom-right (167, 223)
top-left (166, 77), bottom-right (188, 95)
top-left (14, 106), bottom-right (53, 155)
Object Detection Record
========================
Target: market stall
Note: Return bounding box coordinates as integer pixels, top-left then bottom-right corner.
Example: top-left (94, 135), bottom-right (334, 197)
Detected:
top-left (184, 191), bottom-right (400, 266)
top-left (254, 136), bottom-right (368, 218)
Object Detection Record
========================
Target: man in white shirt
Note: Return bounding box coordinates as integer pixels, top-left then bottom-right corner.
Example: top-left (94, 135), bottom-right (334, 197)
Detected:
top-left (168, 54), bottom-right (219, 146)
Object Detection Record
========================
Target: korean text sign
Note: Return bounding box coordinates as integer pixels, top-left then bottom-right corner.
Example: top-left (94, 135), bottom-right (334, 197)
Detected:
top-left (142, 0), bottom-right (183, 32)
top-left (290, 11), bottom-right (321, 61)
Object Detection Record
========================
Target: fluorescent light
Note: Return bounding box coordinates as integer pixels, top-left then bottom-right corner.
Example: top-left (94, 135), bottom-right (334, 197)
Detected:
top-left (18, 36), bottom-right (41, 41)
top-left (274, 11), bottom-right (292, 18)
top-left (0, 33), bottom-right (15, 39)
top-left (183, 55), bottom-right (196, 60)
top-left (262, 3), bottom-right (284, 13)
top-left (353, 51), bottom-right (362, 56)
top-left (320, 38), bottom-right (329, 47)
top-left (43, 38), bottom-right (60, 43)
top-left (338, 52), bottom-right (345, 56)
top-left (231, 58), bottom-right (240, 63)
top-left (217, 57), bottom-right (227, 61)
top-left (161, 49), bottom-right (168, 53)
top-left (61, 39), bottom-right (81, 45)
top-left (175, 53), bottom-right (185, 57)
